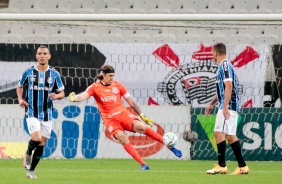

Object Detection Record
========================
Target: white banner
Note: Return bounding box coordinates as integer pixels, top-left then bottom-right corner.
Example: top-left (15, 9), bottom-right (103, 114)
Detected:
top-left (0, 43), bottom-right (268, 108)
top-left (94, 43), bottom-right (268, 107)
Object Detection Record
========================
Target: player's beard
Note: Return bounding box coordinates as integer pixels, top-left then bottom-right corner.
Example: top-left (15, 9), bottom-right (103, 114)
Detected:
top-left (39, 61), bottom-right (47, 66)
top-left (100, 80), bottom-right (111, 86)
top-left (107, 80), bottom-right (113, 85)
top-left (105, 82), bottom-right (111, 86)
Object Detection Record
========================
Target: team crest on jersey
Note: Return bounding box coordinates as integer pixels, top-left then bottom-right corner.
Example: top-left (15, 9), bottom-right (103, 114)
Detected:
top-left (47, 77), bottom-right (53, 84)
top-left (112, 87), bottom-right (118, 94)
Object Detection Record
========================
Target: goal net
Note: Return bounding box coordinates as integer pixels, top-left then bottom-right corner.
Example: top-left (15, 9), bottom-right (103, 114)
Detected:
top-left (0, 19), bottom-right (281, 161)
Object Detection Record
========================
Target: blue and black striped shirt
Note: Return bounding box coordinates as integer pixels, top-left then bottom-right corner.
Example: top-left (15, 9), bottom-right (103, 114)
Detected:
top-left (216, 59), bottom-right (240, 113)
top-left (18, 65), bottom-right (64, 121)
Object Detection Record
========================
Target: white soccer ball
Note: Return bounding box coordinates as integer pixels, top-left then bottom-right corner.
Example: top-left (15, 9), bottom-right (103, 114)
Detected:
top-left (163, 132), bottom-right (178, 147)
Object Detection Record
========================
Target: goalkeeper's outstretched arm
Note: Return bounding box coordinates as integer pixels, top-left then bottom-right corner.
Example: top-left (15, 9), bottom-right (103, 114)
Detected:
top-left (68, 91), bottom-right (90, 102)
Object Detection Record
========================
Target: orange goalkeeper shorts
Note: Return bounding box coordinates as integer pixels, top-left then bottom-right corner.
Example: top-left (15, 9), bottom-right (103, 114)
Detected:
top-left (104, 111), bottom-right (139, 136)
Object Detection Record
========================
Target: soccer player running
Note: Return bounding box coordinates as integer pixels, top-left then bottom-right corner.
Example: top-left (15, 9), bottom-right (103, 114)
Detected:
top-left (68, 64), bottom-right (182, 170)
top-left (16, 46), bottom-right (65, 178)
top-left (205, 43), bottom-right (249, 175)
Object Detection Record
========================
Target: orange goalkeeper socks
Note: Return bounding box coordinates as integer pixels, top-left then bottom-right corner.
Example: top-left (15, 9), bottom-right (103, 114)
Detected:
top-left (144, 127), bottom-right (163, 143)
top-left (123, 143), bottom-right (146, 165)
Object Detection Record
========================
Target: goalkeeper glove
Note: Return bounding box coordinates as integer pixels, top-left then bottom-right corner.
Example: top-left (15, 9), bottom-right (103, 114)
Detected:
top-left (68, 92), bottom-right (77, 102)
top-left (140, 113), bottom-right (154, 127)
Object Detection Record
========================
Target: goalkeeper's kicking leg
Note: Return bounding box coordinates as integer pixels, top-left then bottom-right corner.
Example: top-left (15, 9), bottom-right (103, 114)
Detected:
top-left (111, 118), bottom-right (181, 170)
top-left (114, 130), bottom-right (150, 170)
top-left (132, 119), bottom-right (182, 158)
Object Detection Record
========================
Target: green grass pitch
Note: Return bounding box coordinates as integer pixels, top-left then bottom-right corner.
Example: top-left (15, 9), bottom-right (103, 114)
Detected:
top-left (0, 159), bottom-right (281, 184)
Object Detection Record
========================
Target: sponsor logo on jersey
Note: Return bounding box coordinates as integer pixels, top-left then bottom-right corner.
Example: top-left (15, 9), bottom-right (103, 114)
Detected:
top-left (107, 111), bottom-right (121, 118)
top-left (100, 96), bottom-right (117, 102)
top-left (29, 85), bottom-right (52, 91)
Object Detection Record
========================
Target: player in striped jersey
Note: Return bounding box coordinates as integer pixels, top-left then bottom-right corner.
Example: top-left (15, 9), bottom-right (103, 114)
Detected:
top-left (16, 46), bottom-right (65, 178)
top-left (205, 43), bottom-right (249, 175)
top-left (68, 65), bottom-right (182, 170)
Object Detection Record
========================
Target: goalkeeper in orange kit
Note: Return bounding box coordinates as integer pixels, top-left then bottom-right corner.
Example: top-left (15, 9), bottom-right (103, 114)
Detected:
top-left (68, 64), bottom-right (182, 170)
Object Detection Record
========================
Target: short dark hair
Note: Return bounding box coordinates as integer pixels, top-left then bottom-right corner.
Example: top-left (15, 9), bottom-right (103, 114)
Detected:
top-left (39, 45), bottom-right (48, 49)
top-left (213, 43), bottom-right (226, 55)
top-left (37, 45), bottom-right (50, 53)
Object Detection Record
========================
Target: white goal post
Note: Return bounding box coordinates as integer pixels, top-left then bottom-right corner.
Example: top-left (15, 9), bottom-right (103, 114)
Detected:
top-left (1, 14), bottom-right (282, 21)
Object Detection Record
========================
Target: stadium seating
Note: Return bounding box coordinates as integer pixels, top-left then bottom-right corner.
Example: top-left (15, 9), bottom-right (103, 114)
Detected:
top-left (98, 0), bottom-right (129, 13)
top-left (22, 35), bottom-right (48, 44)
top-left (250, 0), bottom-right (282, 14)
top-left (124, 0), bottom-right (154, 14)
top-left (0, 0), bottom-right (281, 45)
top-left (73, 34), bottom-right (98, 43)
top-left (125, 34), bottom-right (150, 43)
top-left (226, 34), bottom-right (253, 44)
top-left (0, 34), bottom-right (22, 43)
top-left (199, 0), bottom-right (231, 14)
top-left (100, 33), bottom-right (124, 43)
top-left (204, 34), bottom-right (227, 44)
top-left (48, 34), bottom-right (73, 44)
top-left (148, 0), bottom-right (181, 14)
top-left (1, 0), bottom-right (282, 14)
top-left (11, 0), bottom-right (35, 12)
top-left (226, 0), bottom-right (257, 13)
top-left (72, 0), bottom-right (104, 13)
top-left (46, 0), bottom-right (79, 14)
top-left (151, 34), bottom-right (176, 44)
top-left (253, 35), bottom-right (278, 44)
top-left (174, 0), bottom-right (207, 14)
top-left (175, 34), bottom-right (202, 44)
top-left (22, 0), bottom-right (46, 13)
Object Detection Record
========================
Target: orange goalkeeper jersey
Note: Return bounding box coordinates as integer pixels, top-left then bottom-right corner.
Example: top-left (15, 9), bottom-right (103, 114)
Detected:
top-left (86, 80), bottom-right (130, 121)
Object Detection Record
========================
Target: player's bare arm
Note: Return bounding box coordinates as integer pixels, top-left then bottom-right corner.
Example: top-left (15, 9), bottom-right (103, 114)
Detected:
top-left (124, 96), bottom-right (154, 126)
top-left (223, 81), bottom-right (233, 119)
top-left (16, 86), bottom-right (29, 107)
top-left (48, 90), bottom-right (65, 100)
top-left (68, 91), bottom-right (90, 102)
top-left (205, 95), bottom-right (217, 116)
top-left (124, 96), bottom-right (142, 115)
